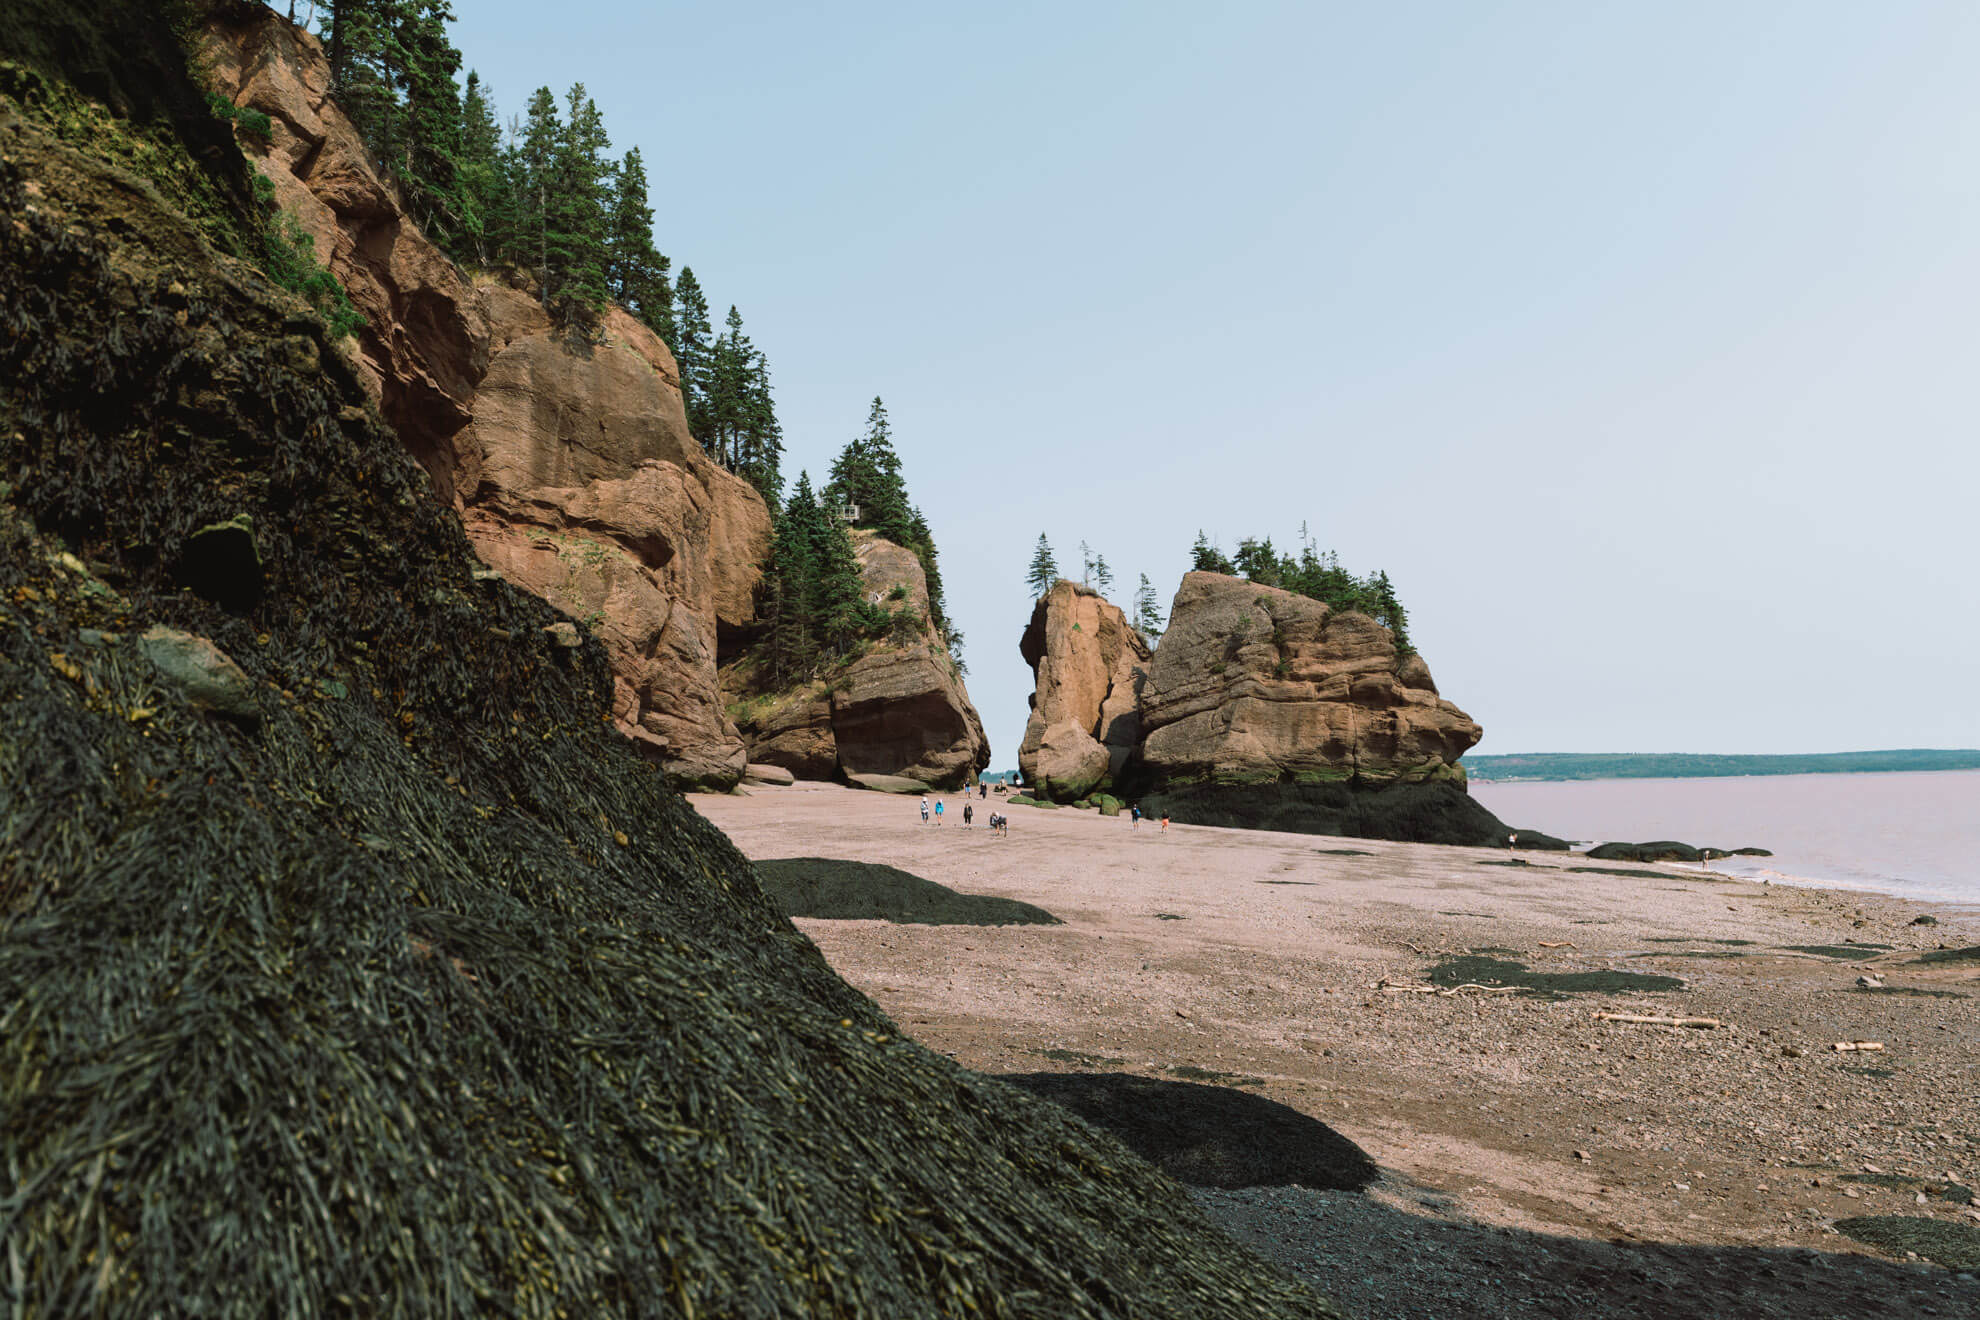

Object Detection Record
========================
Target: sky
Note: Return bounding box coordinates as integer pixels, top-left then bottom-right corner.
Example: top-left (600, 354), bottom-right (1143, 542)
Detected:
top-left (444, 1), bottom-right (1980, 765)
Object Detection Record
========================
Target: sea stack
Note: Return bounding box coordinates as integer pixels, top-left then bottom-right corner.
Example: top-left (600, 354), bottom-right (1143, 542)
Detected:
top-left (1016, 580), bottom-right (1150, 800)
top-left (1020, 570), bottom-right (1518, 844)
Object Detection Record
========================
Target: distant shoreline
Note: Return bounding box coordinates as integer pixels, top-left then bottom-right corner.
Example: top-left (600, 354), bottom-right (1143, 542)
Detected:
top-left (1465, 748), bottom-right (1980, 782)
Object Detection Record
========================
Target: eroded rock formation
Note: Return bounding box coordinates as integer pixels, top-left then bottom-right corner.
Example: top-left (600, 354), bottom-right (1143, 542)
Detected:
top-left (1017, 580), bottom-right (1148, 799)
top-left (203, 9), bottom-right (772, 787)
top-left (725, 530), bottom-right (990, 789)
top-left (1020, 571), bottom-right (1516, 843)
top-left (1138, 571), bottom-right (1479, 788)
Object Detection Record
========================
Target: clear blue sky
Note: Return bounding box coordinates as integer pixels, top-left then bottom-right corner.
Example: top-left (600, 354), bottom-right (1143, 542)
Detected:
top-left (444, 1), bottom-right (1980, 764)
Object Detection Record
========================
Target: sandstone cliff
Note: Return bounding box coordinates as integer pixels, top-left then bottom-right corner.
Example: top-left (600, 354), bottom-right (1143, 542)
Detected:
top-left (1020, 570), bottom-right (1517, 844)
top-left (724, 530), bottom-right (990, 789)
top-left (202, 9), bottom-right (771, 787)
top-left (1017, 580), bottom-right (1148, 799)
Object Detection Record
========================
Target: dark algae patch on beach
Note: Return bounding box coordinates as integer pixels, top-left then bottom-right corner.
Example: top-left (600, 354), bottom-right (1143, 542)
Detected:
top-left (1426, 955), bottom-right (1684, 997)
top-left (1836, 1217), bottom-right (1980, 1271)
top-left (755, 857), bottom-right (1059, 926)
top-left (0, 11), bottom-right (1339, 1314)
top-left (1916, 945), bottom-right (1980, 964)
top-left (1788, 944), bottom-right (1892, 960)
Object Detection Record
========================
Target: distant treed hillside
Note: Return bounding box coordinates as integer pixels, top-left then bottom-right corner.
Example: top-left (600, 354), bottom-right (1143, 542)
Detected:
top-left (1466, 750), bottom-right (1980, 782)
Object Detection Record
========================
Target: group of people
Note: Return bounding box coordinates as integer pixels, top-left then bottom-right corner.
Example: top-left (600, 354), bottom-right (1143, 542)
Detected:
top-left (918, 793), bottom-right (1007, 835)
top-left (916, 789), bottom-right (1166, 835)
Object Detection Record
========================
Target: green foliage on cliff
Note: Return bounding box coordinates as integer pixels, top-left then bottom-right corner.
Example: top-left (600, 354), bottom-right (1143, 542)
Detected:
top-left (751, 472), bottom-right (890, 685)
top-left (1191, 525), bottom-right (1413, 654)
top-left (823, 397), bottom-right (953, 645)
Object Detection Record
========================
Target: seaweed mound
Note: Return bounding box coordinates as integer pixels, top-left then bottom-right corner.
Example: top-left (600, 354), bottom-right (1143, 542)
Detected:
top-left (0, 21), bottom-right (1335, 1316)
top-left (1001, 1073), bottom-right (1379, 1191)
top-left (1835, 1216), bottom-right (1980, 1271)
top-left (755, 858), bottom-right (1060, 926)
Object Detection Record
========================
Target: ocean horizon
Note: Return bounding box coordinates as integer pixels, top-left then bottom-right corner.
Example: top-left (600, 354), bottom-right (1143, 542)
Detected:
top-left (1471, 767), bottom-right (1980, 909)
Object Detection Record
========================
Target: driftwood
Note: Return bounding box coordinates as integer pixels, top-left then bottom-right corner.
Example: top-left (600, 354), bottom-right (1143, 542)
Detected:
top-left (1592, 1011), bottom-right (1723, 1029)
top-left (1537, 941), bottom-right (1575, 949)
top-left (1832, 1040), bottom-right (1885, 1052)
top-left (1375, 979), bottom-right (1520, 997)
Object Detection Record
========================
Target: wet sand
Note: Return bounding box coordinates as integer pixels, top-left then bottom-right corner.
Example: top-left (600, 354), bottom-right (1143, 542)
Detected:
top-left (691, 783), bottom-right (1980, 1318)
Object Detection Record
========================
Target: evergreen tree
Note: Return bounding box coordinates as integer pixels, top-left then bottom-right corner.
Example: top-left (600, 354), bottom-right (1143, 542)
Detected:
top-left (516, 86), bottom-right (560, 289)
top-left (804, 485), bottom-right (869, 657)
top-left (1232, 536), bottom-right (1279, 586)
top-left (706, 305), bottom-right (755, 469)
top-left (605, 146), bottom-right (672, 341)
top-left (541, 83), bottom-right (611, 334)
top-left (823, 398), bottom-right (912, 545)
top-left (320, 3), bottom-right (465, 248)
top-left (760, 473), bottom-right (824, 681)
top-left (1078, 541), bottom-right (1094, 586)
top-left (735, 348), bottom-right (784, 509)
top-left (1189, 530), bottom-right (1235, 574)
top-left (1094, 554), bottom-right (1113, 596)
top-left (394, 1), bottom-right (463, 246)
top-left (1134, 573), bottom-right (1165, 639)
top-left (454, 70), bottom-right (509, 264)
top-left (674, 267), bottom-right (712, 437)
top-left (1027, 534), bottom-right (1058, 599)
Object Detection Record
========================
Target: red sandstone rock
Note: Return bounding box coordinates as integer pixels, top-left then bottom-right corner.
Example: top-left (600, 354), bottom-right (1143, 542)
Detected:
top-left (1137, 572), bottom-right (1480, 787)
top-left (1016, 580), bottom-right (1149, 801)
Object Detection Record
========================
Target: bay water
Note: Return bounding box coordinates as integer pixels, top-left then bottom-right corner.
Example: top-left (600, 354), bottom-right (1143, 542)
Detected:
top-left (1470, 768), bottom-right (1980, 908)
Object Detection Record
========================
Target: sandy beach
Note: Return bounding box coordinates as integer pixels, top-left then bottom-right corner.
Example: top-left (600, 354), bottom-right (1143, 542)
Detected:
top-left (693, 782), bottom-right (1980, 1318)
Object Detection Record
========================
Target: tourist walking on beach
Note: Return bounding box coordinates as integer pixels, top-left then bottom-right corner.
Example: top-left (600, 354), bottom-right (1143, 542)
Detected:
top-left (1160, 810), bottom-right (1169, 833)
top-left (963, 801), bottom-right (973, 829)
top-left (1130, 803), bottom-right (1141, 830)
top-left (934, 798), bottom-right (945, 826)
top-left (920, 796), bottom-right (929, 825)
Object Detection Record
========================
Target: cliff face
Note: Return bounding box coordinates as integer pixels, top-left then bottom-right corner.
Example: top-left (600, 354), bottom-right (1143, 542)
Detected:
top-left (726, 530), bottom-right (990, 789)
top-left (1017, 580), bottom-right (1148, 799)
top-left (1019, 570), bottom-right (1512, 844)
top-left (201, 9), bottom-right (769, 787)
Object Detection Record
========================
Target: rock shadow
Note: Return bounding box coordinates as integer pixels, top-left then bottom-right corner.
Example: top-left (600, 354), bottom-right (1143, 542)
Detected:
top-left (998, 1072), bottom-right (1378, 1191)
top-left (755, 857), bottom-right (1059, 926)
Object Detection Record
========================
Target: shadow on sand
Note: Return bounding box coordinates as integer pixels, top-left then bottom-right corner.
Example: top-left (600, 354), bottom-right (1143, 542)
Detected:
top-left (1013, 1071), bottom-right (1976, 1318)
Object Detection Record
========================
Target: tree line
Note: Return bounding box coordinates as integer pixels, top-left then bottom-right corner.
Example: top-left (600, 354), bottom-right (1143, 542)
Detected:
top-left (311, 1), bottom-right (783, 506)
top-left (1189, 526), bottom-right (1412, 653)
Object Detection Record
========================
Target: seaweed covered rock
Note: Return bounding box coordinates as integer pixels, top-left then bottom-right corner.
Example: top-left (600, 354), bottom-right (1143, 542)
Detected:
top-left (0, 35), bottom-right (1335, 1318)
top-left (1017, 579), bottom-right (1148, 802)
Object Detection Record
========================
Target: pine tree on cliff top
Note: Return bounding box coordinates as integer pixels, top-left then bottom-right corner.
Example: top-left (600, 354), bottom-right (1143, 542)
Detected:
top-left (605, 146), bottom-right (672, 343)
top-left (540, 83), bottom-right (611, 334)
top-left (454, 70), bottom-right (510, 265)
top-left (674, 267), bottom-right (712, 438)
top-left (1027, 534), bottom-right (1057, 600)
top-left (823, 398), bottom-right (912, 546)
top-left (1134, 573), bottom-right (1164, 639)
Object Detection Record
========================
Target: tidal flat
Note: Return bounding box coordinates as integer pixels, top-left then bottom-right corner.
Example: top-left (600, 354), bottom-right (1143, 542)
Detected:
top-left (696, 782), bottom-right (1980, 1319)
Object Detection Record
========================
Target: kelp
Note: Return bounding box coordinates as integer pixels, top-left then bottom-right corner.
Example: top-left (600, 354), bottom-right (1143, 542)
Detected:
top-left (0, 111), bottom-right (1336, 1319)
